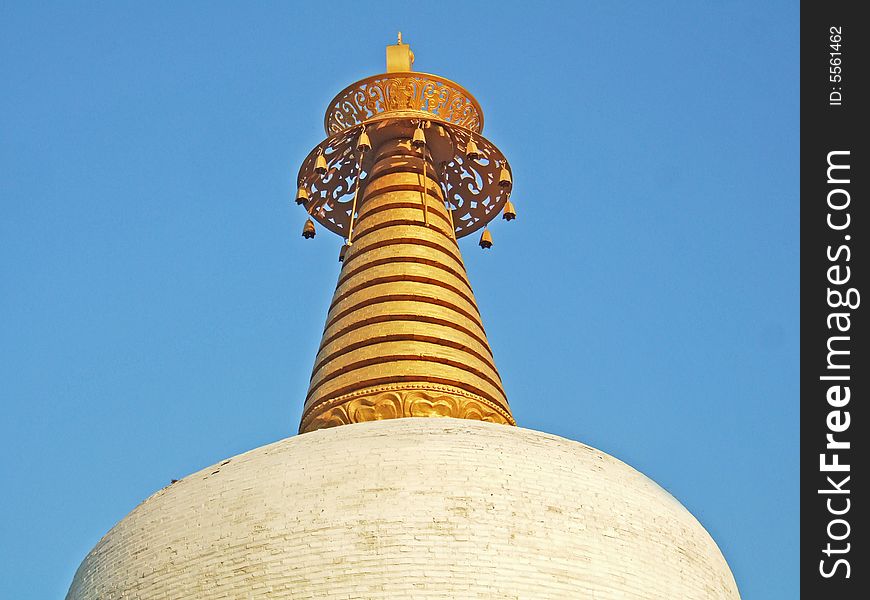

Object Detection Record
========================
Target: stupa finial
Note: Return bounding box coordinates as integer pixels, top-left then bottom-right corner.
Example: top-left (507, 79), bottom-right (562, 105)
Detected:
top-left (293, 43), bottom-right (517, 433)
top-left (386, 32), bottom-right (414, 72)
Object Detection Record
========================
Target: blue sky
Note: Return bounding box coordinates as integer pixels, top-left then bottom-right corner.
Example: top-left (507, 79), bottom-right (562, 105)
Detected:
top-left (0, 1), bottom-right (798, 597)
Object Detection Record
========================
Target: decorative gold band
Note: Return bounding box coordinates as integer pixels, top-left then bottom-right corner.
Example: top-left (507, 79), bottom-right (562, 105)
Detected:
top-left (299, 383), bottom-right (516, 434)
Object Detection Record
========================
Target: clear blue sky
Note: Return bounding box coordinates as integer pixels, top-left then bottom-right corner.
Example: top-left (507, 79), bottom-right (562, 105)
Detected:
top-left (1, 2), bottom-right (798, 597)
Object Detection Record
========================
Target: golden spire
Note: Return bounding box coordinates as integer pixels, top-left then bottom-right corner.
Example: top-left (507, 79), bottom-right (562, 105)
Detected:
top-left (294, 38), bottom-right (516, 433)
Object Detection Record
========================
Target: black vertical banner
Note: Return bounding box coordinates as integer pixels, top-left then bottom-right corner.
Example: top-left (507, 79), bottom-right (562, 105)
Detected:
top-left (801, 2), bottom-right (866, 597)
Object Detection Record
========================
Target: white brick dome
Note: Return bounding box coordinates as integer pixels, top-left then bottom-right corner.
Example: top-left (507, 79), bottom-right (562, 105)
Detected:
top-left (66, 418), bottom-right (739, 599)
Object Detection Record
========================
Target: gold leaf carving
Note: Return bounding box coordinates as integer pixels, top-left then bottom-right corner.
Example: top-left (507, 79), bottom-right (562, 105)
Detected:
top-left (300, 386), bottom-right (514, 433)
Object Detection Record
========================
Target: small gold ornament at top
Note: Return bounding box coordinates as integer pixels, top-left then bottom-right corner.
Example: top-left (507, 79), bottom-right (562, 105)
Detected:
top-left (386, 31), bottom-right (415, 72)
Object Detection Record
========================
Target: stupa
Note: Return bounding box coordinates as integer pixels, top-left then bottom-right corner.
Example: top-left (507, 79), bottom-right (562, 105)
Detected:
top-left (66, 37), bottom-right (740, 599)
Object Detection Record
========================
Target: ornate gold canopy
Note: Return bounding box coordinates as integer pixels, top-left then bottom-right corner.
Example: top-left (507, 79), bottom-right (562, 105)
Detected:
top-left (324, 72), bottom-right (484, 135)
top-left (297, 35), bottom-right (511, 242)
top-left (297, 120), bottom-right (510, 240)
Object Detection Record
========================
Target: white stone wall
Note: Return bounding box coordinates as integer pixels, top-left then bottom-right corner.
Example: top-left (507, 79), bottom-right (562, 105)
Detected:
top-left (67, 418), bottom-right (740, 599)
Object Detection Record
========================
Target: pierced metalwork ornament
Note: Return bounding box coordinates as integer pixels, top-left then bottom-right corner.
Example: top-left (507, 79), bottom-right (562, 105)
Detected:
top-left (324, 72), bottom-right (484, 136)
top-left (296, 120), bottom-right (512, 239)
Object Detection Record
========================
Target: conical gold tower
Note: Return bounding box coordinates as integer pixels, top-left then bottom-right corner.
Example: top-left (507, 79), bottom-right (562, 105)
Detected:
top-left (295, 36), bottom-right (516, 433)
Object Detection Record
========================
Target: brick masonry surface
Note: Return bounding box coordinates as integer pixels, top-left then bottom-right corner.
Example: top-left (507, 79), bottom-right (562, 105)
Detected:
top-left (66, 418), bottom-right (740, 599)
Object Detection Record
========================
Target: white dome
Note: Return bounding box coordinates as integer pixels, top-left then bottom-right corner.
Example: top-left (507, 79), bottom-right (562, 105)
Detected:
top-left (67, 418), bottom-right (739, 599)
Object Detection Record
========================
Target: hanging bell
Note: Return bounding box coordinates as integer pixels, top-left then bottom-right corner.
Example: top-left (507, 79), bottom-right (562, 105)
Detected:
top-left (465, 139), bottom-right (481, 160)
top-left (479, 228), bottom-right (493, 249)
top-left (302, 218), bottom-right (316, 239)
top-left (412, 126), bottom-right (426, 148)
top-left (502, 200), bottom-right (516, 221)
top-left (338, 243), bottom-right (349, 262)
top-left (357, 128), bottom-right (371, 153)
top-left (315, 152), bottom-right (328, 175)
top-left (498, 165), bottom-right (512, 189)
top-left (295, 185), bottom-right (310, 205)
